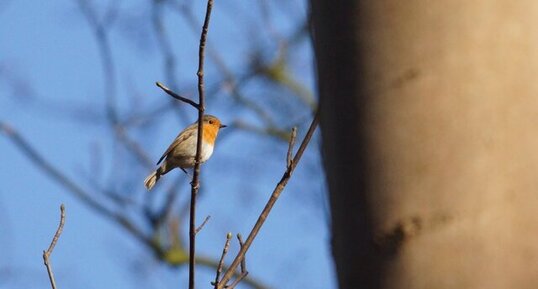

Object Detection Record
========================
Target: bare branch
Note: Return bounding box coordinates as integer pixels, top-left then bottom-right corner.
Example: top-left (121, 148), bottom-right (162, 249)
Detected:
top-left (195, 255), bottom-right (269, 289)
top-left (44, 205), bottom-right (66, 258)
top-left (189, 1), bottom-right (214, 289)
top-left (236, 234), bottom-right (247, 273)
top-left (156, 81), bottom-right (200, 109)
top-left (216, 111), bottom-right (319, 289)
top-left (214, 233), bottom-right (249, 289)
top-left (227, 272), bottom-right (249, 289)
top-left (212, 233), bottom-right (232, 288)
top-left (286, 127), bottom-right (297, 168)
top-left (42, 204), bottom-right (66, 289)
top-left (195, 215), bottom-right (211, 234)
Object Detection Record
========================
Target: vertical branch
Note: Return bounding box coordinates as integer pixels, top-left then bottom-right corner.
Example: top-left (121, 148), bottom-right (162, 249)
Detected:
top-left (174, 4), bottom-right (277, 127)
top-left (189, 1), bottom-right (214, 289)
top-left (43, 204), bottom-right (66, 289)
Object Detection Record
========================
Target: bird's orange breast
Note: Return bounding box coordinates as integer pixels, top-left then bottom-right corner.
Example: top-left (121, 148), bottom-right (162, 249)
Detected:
top-left (202, 124), bottom-right (220, 145)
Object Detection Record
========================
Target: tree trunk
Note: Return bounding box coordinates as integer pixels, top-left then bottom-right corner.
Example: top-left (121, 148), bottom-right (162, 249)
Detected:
top-left (311, 1), bottom-right (538, 288)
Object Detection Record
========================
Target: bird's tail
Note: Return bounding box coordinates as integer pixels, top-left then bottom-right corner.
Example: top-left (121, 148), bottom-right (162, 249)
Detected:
top-left (144, 170), bottom-right (159, 191)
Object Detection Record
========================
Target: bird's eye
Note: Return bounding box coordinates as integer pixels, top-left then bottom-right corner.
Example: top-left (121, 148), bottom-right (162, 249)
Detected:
top-left (209, 120), bottom-right (214, 124)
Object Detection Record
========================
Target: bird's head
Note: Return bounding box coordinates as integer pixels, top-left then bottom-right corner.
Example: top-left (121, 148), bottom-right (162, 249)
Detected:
top-left (203, 115), bottom-right (226, 130)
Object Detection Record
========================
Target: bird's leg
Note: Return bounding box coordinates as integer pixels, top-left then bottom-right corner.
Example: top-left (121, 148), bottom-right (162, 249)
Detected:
top-left (181, 167), bottom-right (193, 180)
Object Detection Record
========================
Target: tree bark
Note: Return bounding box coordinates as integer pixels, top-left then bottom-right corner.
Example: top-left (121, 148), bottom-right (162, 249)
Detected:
top-left (311, 1), bottom-right (538, 289)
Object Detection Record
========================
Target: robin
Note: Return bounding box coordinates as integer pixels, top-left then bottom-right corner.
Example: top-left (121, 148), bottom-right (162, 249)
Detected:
top-left (144, 115), bottom-right (226, 191)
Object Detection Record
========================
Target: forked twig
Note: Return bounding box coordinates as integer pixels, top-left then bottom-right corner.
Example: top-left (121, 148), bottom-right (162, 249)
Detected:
top-left (225, 233), bottom-right (248, 289)
top-left (216, 111), bottom-right (319, 289)
top-left (213, 233), bottom-right (249, 289)
top-left (42, 204), bottom-right (66, 289)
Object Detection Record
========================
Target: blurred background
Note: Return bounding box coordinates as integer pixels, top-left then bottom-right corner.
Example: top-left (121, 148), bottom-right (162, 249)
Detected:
top-left (0, 0), bottom-right (334, 288)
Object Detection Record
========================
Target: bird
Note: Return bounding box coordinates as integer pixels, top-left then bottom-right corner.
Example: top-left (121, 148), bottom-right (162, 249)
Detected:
top-left (144, 115), bottom-right (226, 191)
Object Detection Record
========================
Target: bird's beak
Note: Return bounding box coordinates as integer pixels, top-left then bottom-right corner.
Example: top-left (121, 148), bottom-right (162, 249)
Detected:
top-left (220, 124), bottom-right (227, 128)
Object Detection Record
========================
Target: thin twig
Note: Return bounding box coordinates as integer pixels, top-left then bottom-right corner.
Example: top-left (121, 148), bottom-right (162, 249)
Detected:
top-left (217, 233), bottom-right (249, 288)
top-left (156, 82), bottom-right (200, 109)
top-left (212, 233), bottom-right (232, 288)
top-left (196, 255), bottom-right (269, 289)
top-left (189, 1), bottom-right (214, 289)
top-left (42, 204), bottom-right (66, 289)
top-left (236, 234), bottom-right (246, 273)
top-left (227, 272), bottom-right (249, 289)
top-left (286, 127), bottom-right (297, 168)
top-left (218, 233), bottom-right (250, 289)
top-left (216, 111), bottom-right (319, 289)
top-left (195, 215), bottom-right (211, 234)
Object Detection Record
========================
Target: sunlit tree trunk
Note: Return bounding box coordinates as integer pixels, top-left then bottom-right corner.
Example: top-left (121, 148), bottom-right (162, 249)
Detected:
top-left (311, 1), bottom-right (538, 288)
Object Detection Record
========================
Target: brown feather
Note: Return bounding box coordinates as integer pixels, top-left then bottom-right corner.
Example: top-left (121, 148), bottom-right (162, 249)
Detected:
top-left (156, 123), bottom-right (197, 165)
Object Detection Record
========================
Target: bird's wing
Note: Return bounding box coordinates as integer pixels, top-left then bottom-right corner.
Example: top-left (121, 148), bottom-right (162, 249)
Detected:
top-left (156, 125), bottom-right (196, 165)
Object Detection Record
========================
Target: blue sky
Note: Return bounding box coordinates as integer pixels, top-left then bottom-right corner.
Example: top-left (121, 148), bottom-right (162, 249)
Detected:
top-left (0, 1), bottom-right (334, 289)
